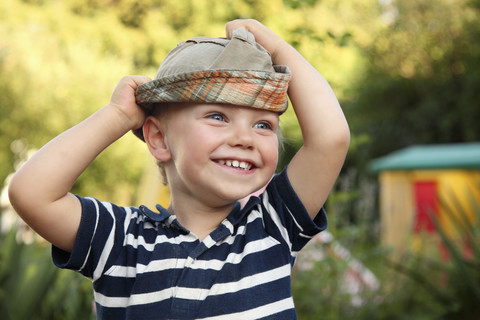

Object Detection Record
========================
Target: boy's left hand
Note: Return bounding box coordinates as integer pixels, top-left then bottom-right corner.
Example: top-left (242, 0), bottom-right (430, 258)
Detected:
top-left (225, 19), bottom-right (287, 62)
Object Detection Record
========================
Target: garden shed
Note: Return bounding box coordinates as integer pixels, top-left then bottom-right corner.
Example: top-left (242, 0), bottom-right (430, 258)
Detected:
top-left (370, 143), bottom-right (480, 257)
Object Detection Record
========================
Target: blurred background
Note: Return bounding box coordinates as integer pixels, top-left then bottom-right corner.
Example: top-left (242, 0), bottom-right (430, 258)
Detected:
top-left (1, 0), bottom-right (479, 319)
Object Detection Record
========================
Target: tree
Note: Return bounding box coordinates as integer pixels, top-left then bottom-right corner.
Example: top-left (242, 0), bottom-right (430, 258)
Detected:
top-left (346, 0), bottom-right (480, 163)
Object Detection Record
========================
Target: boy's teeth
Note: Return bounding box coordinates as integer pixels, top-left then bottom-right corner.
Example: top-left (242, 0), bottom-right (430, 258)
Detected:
top-left (218, 160), bottom-right (252, 170)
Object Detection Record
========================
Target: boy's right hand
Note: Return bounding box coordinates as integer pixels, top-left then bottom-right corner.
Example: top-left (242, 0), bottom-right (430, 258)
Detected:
top-left (109, 75), bottom-right (152, 132)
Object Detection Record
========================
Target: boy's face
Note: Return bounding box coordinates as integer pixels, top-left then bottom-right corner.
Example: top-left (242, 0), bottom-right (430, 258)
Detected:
top-left (161, 103), bottom-right (279, 207)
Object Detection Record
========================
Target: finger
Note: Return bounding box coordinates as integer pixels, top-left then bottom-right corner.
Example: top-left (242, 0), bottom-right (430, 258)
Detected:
top-left (225, 21), bottom-right (237, 39)
top-left (225, 19), bottom-right (250, 38)
top-left (131, 75), bottom-right (152, 87)
top-left (122, 75), bottom-right (152, 92)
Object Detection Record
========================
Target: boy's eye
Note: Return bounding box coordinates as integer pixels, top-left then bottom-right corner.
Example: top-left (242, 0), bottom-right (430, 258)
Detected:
top-left (207, 113), bottom-right (225, 122)
top-left (254, 121), bottom-right (273, 130)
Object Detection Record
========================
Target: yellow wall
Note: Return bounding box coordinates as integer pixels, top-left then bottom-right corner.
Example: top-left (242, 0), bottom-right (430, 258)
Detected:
top-left (379, 171), bottom-right (414, 254)
top-left (135, 159), bottom-right (171, 209)
top-left (379, 169), bottom-right (480, 255)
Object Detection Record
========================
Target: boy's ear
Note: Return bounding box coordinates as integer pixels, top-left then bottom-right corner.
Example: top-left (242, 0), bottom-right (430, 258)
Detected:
top-left (143, 116), bottom-right (171, 162)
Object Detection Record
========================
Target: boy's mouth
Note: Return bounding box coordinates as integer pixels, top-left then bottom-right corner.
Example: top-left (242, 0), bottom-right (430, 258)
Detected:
top-left (216, 159), bottom-right (253, 171)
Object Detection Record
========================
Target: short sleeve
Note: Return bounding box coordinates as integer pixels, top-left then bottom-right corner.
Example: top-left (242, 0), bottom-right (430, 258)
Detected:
top-left (261, 168), bottom-right (327, 254)
top-left (52, 196), bottom-right (128, 280)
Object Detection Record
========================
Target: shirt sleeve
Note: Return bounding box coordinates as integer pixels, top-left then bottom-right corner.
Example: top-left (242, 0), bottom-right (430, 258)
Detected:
top-left (51, 196), bottom-right (128, 280)
top-left (261, 168), bottom-right (327, 254)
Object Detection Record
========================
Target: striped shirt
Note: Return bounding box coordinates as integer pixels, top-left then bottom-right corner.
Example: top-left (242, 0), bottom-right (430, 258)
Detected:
top-left (52, 169), bottom-right (327, 319)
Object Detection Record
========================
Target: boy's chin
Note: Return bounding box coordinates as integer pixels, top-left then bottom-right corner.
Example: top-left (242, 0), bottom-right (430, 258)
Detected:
top-left (214, 189), bottom-right (262, 206)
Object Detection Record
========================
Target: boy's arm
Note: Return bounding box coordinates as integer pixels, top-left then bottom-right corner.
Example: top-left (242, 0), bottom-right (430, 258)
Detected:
top-left (8, 76), bottom-right (150, 252)
top-left (226, 20), bottom-right (350, 219)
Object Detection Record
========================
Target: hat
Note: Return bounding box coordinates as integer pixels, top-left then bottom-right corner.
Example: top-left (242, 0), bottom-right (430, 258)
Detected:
top-left (134, 28), bottom-right (291, 140)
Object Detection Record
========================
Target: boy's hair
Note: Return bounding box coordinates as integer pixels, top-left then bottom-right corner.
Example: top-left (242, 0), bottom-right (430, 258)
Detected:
top-left (156, 159), bottom-right (169, 186)
top-left (133, 28), bottom-right (291, 141)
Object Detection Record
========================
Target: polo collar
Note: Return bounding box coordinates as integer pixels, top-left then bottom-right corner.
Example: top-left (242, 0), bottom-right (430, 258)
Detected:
top-left (139, 195), bottom-right (262, 238)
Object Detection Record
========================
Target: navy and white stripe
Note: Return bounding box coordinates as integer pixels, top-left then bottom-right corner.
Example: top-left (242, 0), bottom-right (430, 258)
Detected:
top-left (53, 169), bottom-right (327, 319)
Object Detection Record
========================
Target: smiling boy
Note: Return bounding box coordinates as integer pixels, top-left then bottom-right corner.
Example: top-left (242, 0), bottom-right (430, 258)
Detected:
top-left (8, 20), bottom-right (349, 319)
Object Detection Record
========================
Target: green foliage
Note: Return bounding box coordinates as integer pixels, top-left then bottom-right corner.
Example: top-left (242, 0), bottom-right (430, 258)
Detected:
top-left (346, 0), bottom-right (480, 163)
top-left (0, 229), bottom-right (93, 319)
top-left (292, 254), bottom-right (352, 320)
top-left (283, 0), bottom-right (321, 10)
top-left (433, 192), bottom-right (480, 318)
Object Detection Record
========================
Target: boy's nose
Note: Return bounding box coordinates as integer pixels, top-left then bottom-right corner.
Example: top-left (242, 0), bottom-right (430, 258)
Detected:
top-left (228, 125), bottom-right (254, 149)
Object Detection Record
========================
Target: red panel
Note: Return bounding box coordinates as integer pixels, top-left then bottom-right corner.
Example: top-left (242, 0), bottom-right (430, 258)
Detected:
top-left (413, 181), bottom-right (438, 233)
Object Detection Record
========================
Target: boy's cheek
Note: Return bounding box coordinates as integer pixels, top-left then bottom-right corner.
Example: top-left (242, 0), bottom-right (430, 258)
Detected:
top-left (263, 150), bottom-right (279, 175)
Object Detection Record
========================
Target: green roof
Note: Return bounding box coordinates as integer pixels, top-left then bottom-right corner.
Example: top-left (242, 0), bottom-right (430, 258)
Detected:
top-left (370, 143), bottom-right (480, 172)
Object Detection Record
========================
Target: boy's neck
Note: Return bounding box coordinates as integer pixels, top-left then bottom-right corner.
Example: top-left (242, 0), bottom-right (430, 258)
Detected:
top-left (168, 197), bottom-right (236, 241)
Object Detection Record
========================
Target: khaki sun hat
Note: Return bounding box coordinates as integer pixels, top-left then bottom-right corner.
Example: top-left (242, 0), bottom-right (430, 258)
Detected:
top-left (134, 28), bottom-right (291, 140)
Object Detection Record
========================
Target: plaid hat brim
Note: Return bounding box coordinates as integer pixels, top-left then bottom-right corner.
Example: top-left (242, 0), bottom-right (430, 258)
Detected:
top-left (136, 68), bottom-right (290, 112)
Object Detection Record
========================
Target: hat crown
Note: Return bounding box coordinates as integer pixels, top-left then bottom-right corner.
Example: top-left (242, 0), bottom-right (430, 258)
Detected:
top-left (155, 28), bottom-right (276, 79)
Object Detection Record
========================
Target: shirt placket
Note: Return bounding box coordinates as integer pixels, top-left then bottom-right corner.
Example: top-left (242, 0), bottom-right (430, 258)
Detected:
top-left (170, 222), bottom-right (233, 317)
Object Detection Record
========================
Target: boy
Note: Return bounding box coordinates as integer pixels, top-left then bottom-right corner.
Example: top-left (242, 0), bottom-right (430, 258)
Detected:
top-left (8, 19), bottom-right (349, 319)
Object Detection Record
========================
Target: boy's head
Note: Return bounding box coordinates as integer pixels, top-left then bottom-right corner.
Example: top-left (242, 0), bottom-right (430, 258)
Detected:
top-left (134, 28), bottom-right (290, 194)
top-left (134, 28), bottom-right (291, 141)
